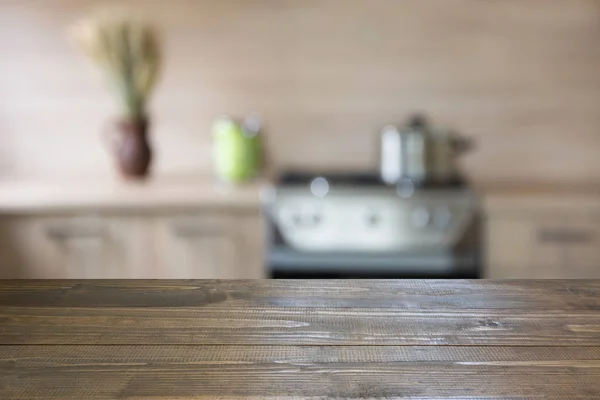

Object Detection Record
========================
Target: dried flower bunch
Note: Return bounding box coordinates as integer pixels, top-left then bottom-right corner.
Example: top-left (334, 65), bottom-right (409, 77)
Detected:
top-left (70, 10), bottom-right (161, 119)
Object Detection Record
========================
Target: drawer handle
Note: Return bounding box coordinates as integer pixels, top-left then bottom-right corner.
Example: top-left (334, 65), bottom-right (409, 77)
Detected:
top-left (172, 224), bottom-right (221, 238)
top-left (45, 226), bottom-right (104, 241)
top-left (537, 228), bottom-right (594, 244)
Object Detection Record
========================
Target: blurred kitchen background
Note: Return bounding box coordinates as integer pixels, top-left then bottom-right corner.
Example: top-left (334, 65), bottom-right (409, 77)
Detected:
top-left (1, 0), bottom-right (600, 279)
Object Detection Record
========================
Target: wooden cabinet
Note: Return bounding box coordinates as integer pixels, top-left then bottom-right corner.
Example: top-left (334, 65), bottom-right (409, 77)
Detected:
top-left (556, 217), bottom-right (600, 278)
top-left (485, 216), bottom-right (535, 279)
top-left (485, 208), bottom-right (600, 279)
top-left (104, 217), bottom-right (157, 279)
top-left (154, 214), bottom-right (238, 279)
top-left (0, 215), bottom-right (153, 279)
top-left (1, 216), bottom-right (106, 278)
top-left (0, 210), bottom-right (264, 279)
top-left (0, 216), bottom-right (66, 278)
top-left (153, 211), bottom-right (263, 279)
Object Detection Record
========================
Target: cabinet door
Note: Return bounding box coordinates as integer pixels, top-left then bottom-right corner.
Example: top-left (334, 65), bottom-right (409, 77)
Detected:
top-left (523, 215), bottom-right (600, 279)
top-left (0, 216), bottom-right (66, 278)
top-left (0, 216), bottom-right (112, 279)
top-left (552, 217), bottom-right (600, 278)
top-left (486, 212), bottom-right (600, 279)
top-left (486, 214), bottom-right (570, 278)
top-left (48, 216), bottom-right (127, 279)
top-left (104, 217), bottom-right (156, 279)
top-left (154, 214), bottom-right (238, 278)
top-left (154, 211), bottom-right (265, 279)
top-left (485, 215), bottom-right (536, 278)
top-left (226, 211), bottom-right (265, 279)
top-left (0, 215), bottom-right (155, 279)
top-left (530, 218), bottom-right (569, 279)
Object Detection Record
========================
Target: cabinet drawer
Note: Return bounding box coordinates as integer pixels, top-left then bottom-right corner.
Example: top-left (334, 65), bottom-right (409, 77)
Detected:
top-left (555, 219), bottom-right (600, 278)
top-left (486, 213), bottom-right (600, 279)
top-left (0, 215), bottom-right (108, 278)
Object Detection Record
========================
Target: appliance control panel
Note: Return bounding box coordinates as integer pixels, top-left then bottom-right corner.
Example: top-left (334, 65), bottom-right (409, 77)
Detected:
top-left (266, 186), bottom-right (477, 252)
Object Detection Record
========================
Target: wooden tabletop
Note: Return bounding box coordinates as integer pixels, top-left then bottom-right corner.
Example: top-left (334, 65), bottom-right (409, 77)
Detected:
top-left (1, 280), bottom-right (600, 399)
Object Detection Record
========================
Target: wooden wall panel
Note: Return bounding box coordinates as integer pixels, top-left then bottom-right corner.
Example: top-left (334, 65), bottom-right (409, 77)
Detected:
top-left (1, 0), bottom-right (600, 183)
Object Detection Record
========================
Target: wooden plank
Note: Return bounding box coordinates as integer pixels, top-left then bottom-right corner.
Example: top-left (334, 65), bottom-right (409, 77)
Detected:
top-left (1, 281), bottom-right (599, 398)
top-left (2, 306), bottom-right (600, 346)
top-left (1, 346), bottom-right (600, 399)
top-left (3, 344), bottom-right (600, 365)
top-left (1, 279), bottom-right (599, 310)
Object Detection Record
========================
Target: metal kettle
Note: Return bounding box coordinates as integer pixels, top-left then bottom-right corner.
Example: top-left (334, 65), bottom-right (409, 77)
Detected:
top-left (379, 115), bottom-right (472, 185)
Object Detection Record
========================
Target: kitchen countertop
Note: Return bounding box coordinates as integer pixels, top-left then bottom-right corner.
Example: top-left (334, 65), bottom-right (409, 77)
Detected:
top-left (0, 176), bottom-right (265, 213)
top-left (478, 182), bottom-right (600, 212)
top-left (1, 279), bottom-right (599, 399)
top-left (2, 177), bottom-right (600, 214)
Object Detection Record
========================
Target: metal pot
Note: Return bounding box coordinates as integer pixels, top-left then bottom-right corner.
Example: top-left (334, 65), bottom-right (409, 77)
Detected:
top-left (379, 115), bottom-right (472, 185)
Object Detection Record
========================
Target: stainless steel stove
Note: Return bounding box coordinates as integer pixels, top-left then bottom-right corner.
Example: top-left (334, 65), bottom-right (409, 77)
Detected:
top-left (262, 172), bottom-right (481, 278)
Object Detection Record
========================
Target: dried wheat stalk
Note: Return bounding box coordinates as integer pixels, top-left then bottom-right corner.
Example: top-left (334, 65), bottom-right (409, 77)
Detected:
top-left (70, 9), bottom-right (162, 119)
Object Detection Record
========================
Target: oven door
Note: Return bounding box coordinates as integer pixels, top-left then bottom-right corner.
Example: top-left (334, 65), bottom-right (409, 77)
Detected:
top-left (268, 248), bottom-right (480, 279)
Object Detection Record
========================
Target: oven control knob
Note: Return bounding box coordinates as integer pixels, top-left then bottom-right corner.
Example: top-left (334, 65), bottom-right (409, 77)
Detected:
top-left (411, 207), bottom-right (431, 229)
top-left (310, 177), bottom-right (329, 198)
top-left (280, 207), bottom-right (303, 227)
top-left (302, 206), bottom-right (322, 226)
top-left (311, 212), bottom-right (322, 225)
top-left (365, 211), bottom-right (380, 227)
top-left (292, 213), bottom-right (303, 226)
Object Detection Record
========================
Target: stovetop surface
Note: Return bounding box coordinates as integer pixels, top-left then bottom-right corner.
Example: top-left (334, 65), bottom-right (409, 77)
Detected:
top-left (277, 171), bottom-right (467, 189)
top-left (279, 172), bottom-right (383, 186)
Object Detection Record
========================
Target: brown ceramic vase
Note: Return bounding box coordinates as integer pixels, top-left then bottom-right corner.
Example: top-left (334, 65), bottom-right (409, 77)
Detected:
top-left (110, 117), bottom-right (152, 179)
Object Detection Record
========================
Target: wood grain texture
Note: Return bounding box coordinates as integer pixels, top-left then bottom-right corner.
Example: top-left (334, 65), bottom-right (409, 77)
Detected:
top-left (2, 0), bottom-right (600, 184)
top-left (1, 279), bottom-right (598, 309)
top-left (3, 306), bottom-right (600, 346)
top-left (2, 346), bottom-right (600, 399)
top-left (1, 280), bottom-right (600, 398)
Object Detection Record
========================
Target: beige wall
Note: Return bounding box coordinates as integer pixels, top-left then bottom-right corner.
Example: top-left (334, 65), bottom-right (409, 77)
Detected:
top-left (1, 0), bottom-right (600, 182)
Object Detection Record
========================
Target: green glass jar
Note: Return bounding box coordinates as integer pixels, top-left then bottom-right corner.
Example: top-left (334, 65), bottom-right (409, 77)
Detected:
top-left (212, 116), bottom-right (262, 183)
